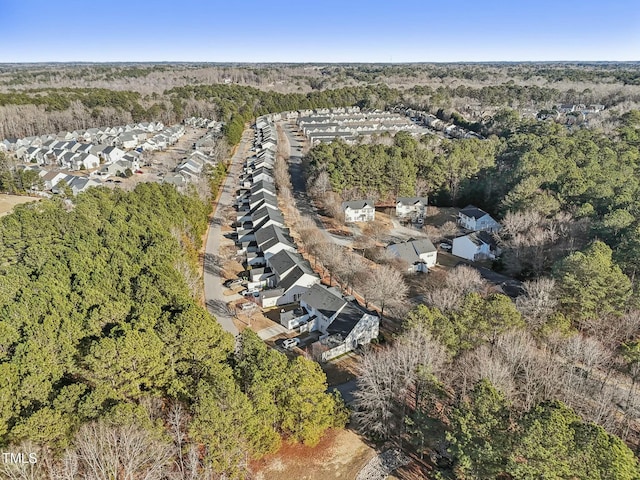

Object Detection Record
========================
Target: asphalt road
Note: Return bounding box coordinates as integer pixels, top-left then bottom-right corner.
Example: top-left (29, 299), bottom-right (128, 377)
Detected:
top-left (280, 122), bottom-right (352, 247)
top-left (203, 131), bottom-right (251, 336)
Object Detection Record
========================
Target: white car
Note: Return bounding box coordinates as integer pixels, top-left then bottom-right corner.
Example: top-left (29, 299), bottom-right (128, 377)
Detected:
top-left (242, 288), bottom-right (260, 296)
top-left (283, 338), bottom-right (300, 349)
top-left (439, 242), bottom-right (452, 251)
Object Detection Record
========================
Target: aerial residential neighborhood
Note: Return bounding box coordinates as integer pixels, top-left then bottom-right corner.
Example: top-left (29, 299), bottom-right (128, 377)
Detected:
top-left (210, 115), bottom-right (381, 362)
top-left (1, 3), bottom-right (640, 478)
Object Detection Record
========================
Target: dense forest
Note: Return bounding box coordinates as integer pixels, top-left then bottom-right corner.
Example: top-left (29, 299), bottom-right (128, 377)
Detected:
top-left (3, 62), bottom-right (640, 141)
top-left (0, 184), bottom-right (345, 478)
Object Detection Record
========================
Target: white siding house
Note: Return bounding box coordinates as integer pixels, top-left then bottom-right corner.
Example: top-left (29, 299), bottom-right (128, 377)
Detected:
top-left (342, 200), bottom-right (375, 223)
top-left (386, 238), bottom-right (437, 273)
top-left (458, 205), bottom-right (501, 232)
top-left (452, 231), bottom-right (499, 261)
top-left (396, 197), bottom-right (428, 219)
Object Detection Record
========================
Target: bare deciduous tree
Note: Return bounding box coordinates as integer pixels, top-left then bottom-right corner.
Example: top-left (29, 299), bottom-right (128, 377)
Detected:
top-left (446, 265), bottom-right (486, 295)
top-left (360, 265), bottom-right (408, 316)
top-left (515, 277), bottom-right (557, 329)
top-left (308, 170), bottom-right (332, 199)
top-left (74, 421), bottom-right (174, 480)
top-left (353, 326), bottom-right (446, 440)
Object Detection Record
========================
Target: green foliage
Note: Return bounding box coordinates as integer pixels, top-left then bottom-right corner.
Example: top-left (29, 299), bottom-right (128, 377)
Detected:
top-left (308, 133), bottom-right (498, 202)
top-left (406, 293), bottom-right (524, 355)
top-left (277, 356), bottom-right (347, 446)
top-left (448, 381), bottom-right (640, 480)
top-left (448, 380), bottom-right (511, 479)
top-left (0, 184), bottom-right (344, 473)
top-left (508, 402), bottom-right (640, 480)
top-left (553, 241), bottom-right (633, 323)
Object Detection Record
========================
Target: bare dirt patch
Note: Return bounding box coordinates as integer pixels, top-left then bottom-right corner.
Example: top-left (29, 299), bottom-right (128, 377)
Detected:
top-left (250, 429), bottom-right (375, 480)
top-left (424, 207), bottom-right (459, 228)
top-left (0, 194), bottom-right (39, 216)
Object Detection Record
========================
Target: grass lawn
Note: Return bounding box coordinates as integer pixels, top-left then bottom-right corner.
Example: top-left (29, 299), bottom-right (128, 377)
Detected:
top-left (0, 194), bottom-right (39, 216)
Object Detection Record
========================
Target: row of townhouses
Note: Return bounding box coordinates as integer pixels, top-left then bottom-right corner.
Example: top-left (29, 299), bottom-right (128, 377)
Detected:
top-left (402, 108), bottom-right (484, 140)
top-left (296, 109), bottom-right (430, 145)
top-left (234, 116), bottom-right (379, 361)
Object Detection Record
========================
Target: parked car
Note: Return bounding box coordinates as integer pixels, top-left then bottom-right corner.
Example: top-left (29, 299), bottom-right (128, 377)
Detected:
top-left (223, 279), bottom-right (243, 288)
top-left (439, 242), bottom-right (452, 251)
top-left (283, 338), bottom-right (300, 349)
top-left (242, 288), bottom-right (260, 297)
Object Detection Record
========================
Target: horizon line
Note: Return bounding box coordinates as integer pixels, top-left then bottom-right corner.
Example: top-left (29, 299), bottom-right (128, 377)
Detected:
top-left (1, 60), bottom-right (639, 66)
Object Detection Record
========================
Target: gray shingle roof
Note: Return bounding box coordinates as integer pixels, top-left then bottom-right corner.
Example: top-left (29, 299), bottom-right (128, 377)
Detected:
top-left (342, 200), bottom-right (374, 210)
top-left (386, 238), bottom-right (436, 264)
top-left (466, 231), bottom-right (497, 248)
top-left (268, 249), bottom-right (313, 277)
top-left (252, 206), bottom-right (284, 228)
top-left (326, 303), bottom-right (365, 338)
top-left (278, 266), bottom-right (315, 292)
top-left (397, 197), bottom-right (428, 206)
top-left (255, 225), bottom-right (295, 253)
top-left (460, 204), bottom-right (489, 220)
top-left (301, 284), bottom-right (346, 319)
top-left (250, 180), bottom-right (276, 194)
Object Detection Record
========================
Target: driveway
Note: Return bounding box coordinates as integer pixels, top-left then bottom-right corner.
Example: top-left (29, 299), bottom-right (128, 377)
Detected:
top-left (332, 379), bottom-right (358, 405)
top-left (257, 323), bottom-right (289, 340)
top-left (203, 130), bottom-right (251, 336)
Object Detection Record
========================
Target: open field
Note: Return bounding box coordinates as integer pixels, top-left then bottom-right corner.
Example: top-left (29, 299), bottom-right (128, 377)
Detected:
top-left (0, 194), bottom-right (39, 216)
top-left (250, 429), bottom-right (375, 480)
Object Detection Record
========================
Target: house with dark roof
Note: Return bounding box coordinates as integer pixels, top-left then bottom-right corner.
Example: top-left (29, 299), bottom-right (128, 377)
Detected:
top-left (386, 238), bottom-right (437, 272)
top-left (248, 191), bottom-right (278, 212)
top-left (251, 206), bottom-right (285, 231)
top-left (100, 146), bottom-right (125, 164)
top-left (300, 284), bottom-right (379, 362)
top-left (342, 200), bottom-right (375, 223)
top-left (258, 249), bottom-right (320, 306)
top-left (396, 197), bottom-right (429, 219)
top-left (458, 205), bottom-right (501, 233)
top-left (452, 231), bottom-right (500, 261)
top-left (254, 225), bottom-right (296, 259)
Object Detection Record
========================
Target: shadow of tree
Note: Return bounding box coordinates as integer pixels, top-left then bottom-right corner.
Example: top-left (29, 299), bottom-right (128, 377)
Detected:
top-left (204, 253), bottom-right (223, 276)
top-left (206, 298), bottom-right (233, 317)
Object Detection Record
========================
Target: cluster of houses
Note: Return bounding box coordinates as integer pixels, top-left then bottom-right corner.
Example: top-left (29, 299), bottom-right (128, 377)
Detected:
top-left (394, 200), bottom-right (502, 263)
top-left (0, 122), bottom-right (188, 168)
top-left (402, 108), bottom-right (484, 140)
top-left (233, 116), bottom-right (379, 361)
top-left (294, 108), bottom-right (430, 145)
top-left (451, 205), bottom-right (501, 261)
top-left (555, 104), bottom-right (605, 115)
top-left (339, 196), bottom-right (501, 266)
top-left (184, 117), bottom-right (218, 129)
top-left (0, 119), bottom-right (211, 195)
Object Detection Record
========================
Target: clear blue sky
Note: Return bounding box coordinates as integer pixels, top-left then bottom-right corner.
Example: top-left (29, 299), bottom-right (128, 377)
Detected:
top-left (1, 0), bottom-right (638, 62)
